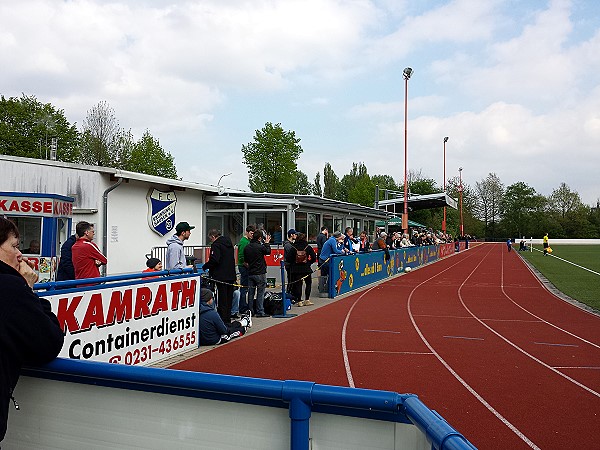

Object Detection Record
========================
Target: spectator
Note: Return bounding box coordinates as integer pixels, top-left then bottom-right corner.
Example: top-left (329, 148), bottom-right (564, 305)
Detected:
top-left (286, 232), bottom-right (316, 307)
top-left (343, 227), bottom-right (358, 253)
top-left (519, 239), bottom-right (526, 251)
top-left (316, 226), bottom-right (328, 256)
top-left (373, 232), bottom-right (391, 262)
top-left (203, 229), bottom-right (237, 324)
top-left (198, 288), bottom-right (252, 345)
top-left (143, 258), bottom-right (162, 278)
top-left (243, 230), bottom-right (272, 317)
top-left (165, 221), bottom-right (195, 270)
top-left (56, 233), bottom-right (77, 281)
top-left (22, 239), bottom-right (40, 254)
top-left (358, 230), bottom-right (370, 252)
top-left (237, 225), bottom-right (255, 315)
top-left (0, 217), bottom-right (64, 443)
top-left (230, 288), bottom-right (241, 319)
top-left (318, 231), bottom-right (347, 279)
top-left (72, 221), bottom-right (107, 280)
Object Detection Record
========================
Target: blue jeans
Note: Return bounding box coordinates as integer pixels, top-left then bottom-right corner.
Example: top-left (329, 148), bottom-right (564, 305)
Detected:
top-left (248, 273), bottom-right (267, 314)
top-left (231, 289), bottom-right (240, 315)
top-left (238, 265), bottom-right (249, 313)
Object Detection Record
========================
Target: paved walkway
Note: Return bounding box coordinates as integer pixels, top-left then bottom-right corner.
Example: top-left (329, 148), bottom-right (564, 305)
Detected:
top-left (152, 276), bottom-right (333, 368)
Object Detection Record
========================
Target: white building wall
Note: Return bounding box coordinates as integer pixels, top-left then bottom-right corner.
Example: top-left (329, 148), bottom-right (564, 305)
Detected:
top-left (106, 180), bottom-right (204, 274)
top-left (0, 156), bottom-right (209, 275)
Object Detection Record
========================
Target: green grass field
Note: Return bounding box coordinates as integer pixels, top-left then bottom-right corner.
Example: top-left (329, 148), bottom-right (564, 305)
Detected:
top-left (518, 244), bottom-right (600, 311)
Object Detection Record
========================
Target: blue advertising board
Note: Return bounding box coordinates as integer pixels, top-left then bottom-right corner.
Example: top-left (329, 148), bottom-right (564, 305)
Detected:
top-left (329, 246), bottom-right (441, 298)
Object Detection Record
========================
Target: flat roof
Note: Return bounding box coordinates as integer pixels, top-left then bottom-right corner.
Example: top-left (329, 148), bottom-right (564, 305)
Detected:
top-left (207, 191), bottom-right (390, 219)
top-left (377, 192), bottom-right (457, 212)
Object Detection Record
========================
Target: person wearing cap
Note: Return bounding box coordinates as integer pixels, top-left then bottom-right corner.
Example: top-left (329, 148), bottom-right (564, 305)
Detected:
top-left (199, 288), bottom-right (252, 345)
top-left (317, 231), bottom-right (346, 279)
top-left (143, 258), bottom-right (163, 278)
top-left (165, 221), bottom-right (195, 271)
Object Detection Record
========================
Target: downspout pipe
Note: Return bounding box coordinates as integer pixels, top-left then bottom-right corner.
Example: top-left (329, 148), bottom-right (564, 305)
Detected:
top-left (102, 176), bottom-right (124, 274)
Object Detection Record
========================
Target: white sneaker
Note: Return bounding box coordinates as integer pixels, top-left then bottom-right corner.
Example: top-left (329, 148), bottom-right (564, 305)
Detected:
top-left (243, 310), bottom-right (253, 328)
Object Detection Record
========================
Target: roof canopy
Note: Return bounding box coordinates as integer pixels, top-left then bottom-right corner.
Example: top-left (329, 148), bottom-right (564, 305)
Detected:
top-left (377, 192), bottom-right (457, 214)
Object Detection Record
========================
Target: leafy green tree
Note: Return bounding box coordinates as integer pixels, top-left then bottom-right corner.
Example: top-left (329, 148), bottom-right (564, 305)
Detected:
top-left (241, 122), bottom-right (303, 193)
top-left (323, 163), bottom-right (341, 200)
top-left (126, 130), bottom-right (178, 179)
top-left (372, 174), bottom-right (399, 200)
top-left (0, 94), bottom-right (80, 162)
top-left (501, 182), bottom-right (545, 238)
top-left (292, 170), bottom-right (313, 195)
top-left (313, 171), bottom-right (323, 196)
top-left (340, 163), bottom-right (372, 205)
top-left (475, 173), bottom-right (504, 238)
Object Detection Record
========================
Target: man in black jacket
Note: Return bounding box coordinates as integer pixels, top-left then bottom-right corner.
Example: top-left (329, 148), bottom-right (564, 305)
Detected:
top-left (243, 230), bottom-right (272, 317)
top-left (0, 218), bottom-right (64, 443)
top-left (202, 229), bottom-right (236, 324)
top-left (55, 233), bottom-right (77, 281)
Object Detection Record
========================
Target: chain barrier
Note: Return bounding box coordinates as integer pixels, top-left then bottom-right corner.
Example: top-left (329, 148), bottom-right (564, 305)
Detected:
top-left (200, 257), bottom-right (331, 290)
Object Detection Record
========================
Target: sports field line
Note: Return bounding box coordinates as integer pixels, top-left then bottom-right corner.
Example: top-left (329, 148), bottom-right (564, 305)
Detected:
top-left (502, 251), bottom-right (600, 350)
top-left (531, 247), bottom-right (600, 276)
top-left (406, 245), bottom-right (541, 450)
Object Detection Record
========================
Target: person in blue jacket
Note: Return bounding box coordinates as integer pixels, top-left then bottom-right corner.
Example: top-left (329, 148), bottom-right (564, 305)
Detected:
top-left (199, 288), bottom-right (252, 345)
top-left (317, 231), bottom-right (348, 278)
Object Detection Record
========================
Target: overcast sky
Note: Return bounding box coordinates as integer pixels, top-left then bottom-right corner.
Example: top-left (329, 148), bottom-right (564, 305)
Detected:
top-left (2, 0), bottom-right (599, 205)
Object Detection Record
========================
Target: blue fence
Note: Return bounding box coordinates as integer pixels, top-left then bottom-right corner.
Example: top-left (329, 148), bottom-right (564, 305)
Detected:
top-left (11, 358), bottom-right (476, 450)
top-left (328, 246), bottom-right (443, 297)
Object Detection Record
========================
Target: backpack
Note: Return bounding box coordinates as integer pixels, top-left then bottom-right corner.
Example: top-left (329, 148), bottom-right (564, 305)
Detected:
top-left (295, 245), bottom-right (309, 264)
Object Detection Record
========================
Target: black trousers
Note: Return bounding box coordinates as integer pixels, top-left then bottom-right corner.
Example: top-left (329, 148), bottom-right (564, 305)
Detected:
top-left (216, 281), bottom-right (234, 324)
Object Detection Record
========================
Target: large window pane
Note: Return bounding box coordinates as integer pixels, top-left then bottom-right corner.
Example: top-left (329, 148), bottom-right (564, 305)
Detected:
top-left (11, 216), bottom-right (42, 255)
top-left (307, 213), bottom-right (319, 243)
top-left (248, 211), bottom-right (284, 244)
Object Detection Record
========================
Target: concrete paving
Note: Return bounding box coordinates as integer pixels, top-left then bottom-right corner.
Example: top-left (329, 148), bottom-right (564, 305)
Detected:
top-left (152, 276), bottom-right (333, 368)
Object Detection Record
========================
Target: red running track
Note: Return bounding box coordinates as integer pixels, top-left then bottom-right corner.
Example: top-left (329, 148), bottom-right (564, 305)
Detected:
top-left (171, 243), bottom-right (600, 449)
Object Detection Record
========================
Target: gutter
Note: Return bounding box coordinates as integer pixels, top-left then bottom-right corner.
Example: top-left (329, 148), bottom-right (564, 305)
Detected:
top-left (101, 175), bottom-right (124, 274)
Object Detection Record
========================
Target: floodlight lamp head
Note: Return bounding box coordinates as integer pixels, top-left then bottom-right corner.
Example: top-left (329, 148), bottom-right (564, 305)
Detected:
top-left (403, 67), bottom-right (413, 80)
top-left (444, 136), bottom-right (449, 143)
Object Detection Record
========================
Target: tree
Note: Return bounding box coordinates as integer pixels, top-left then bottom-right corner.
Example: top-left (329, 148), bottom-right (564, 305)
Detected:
top-left (323, 163), bottom-right (341, 200)
top-left (126, 130), bottom-right (178, 179)
top-left (340, 163), bottom-right (372, 205)
top-left (313, 172), bottom-right (323, 197)
top-left (292, 170), bottom-right (313, 195)
top-left (501, 182), bottom-right (545, 238)
top-left (241, 122), bottom-right (303, 193)
top-left (475, 173), bottom-right (504, 238)
top-left (0, 94), bottom-right (80, 162)
top-left (79, 101), bottom-right (121, 167)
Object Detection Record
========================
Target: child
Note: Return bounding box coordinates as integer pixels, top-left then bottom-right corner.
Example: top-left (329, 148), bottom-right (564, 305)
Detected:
top-left (143, 258), bottom-right (162, 278)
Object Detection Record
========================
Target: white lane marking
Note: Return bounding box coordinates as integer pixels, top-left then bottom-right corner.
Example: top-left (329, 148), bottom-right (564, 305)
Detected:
top-left (364, 329), bottom-right (403, 334)
top-left (347, 350), bottom-right (433, 355)
top-left (456, 250), bottom-right (600, 399)
top-left (444, 336), bottom-right (485, 341)
top-left (553, 366), bottom-right (600, 370)
top-left (408, 245), bottom-right (541, 449)
top-left (504, 252), bottom-right (600, 349)
top-left (533, 342), bottom-right (579, 347)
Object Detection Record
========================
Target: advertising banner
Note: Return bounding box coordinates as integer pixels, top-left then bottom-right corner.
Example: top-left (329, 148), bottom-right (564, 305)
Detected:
top-left (40, 275), bottom-right (200, 366)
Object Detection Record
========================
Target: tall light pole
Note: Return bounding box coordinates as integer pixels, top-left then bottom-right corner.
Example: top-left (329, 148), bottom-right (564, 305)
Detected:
top-left (458, 167), bottom-right (464, 238)
top-left (402, 67), bottom-right (413, 234)
top-left (442, 137), bottom-right (448, 234)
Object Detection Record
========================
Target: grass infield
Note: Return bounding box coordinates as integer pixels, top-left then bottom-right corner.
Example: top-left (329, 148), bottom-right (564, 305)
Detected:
top-left (518, 244), bottom-right (600, 312)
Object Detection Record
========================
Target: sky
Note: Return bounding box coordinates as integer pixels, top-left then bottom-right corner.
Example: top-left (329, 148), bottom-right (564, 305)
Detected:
top-left (2, 0), bottom-right (600, 205)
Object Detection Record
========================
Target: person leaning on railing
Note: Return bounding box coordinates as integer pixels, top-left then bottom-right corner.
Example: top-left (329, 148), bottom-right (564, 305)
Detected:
top-left (0, 217), bottom-right (64, 443)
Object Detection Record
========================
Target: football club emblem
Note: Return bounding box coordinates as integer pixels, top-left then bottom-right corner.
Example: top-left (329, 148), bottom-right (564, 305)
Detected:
top-left (147, 189), bottom-right (177, 236)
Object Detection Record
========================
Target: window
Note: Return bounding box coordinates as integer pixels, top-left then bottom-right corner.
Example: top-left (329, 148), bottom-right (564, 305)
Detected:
top-left (248, 211), bottom-right (284, 244)
top-left (334, 218), bottom-right (343, 233)
top-left (207, 212), bottom-right (244, 245)
top-left (307, 213), bottom-right (319, 243)
top-left (11, 216), bottom-right (42, 255)
top-left (323, 215), bottom-right (333, 233)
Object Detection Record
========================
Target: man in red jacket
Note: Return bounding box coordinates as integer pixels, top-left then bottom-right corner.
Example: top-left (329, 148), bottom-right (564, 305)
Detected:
top-left (72, 221), bottom-right (107, 280)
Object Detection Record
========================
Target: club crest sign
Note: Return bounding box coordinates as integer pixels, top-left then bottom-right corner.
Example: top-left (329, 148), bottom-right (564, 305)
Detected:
top-left (147, 189), bottom-right (177, 236)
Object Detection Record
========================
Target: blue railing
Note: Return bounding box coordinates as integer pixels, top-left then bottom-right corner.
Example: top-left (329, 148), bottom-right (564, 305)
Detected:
top-left (23, 358), bottom-right (476, 450)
